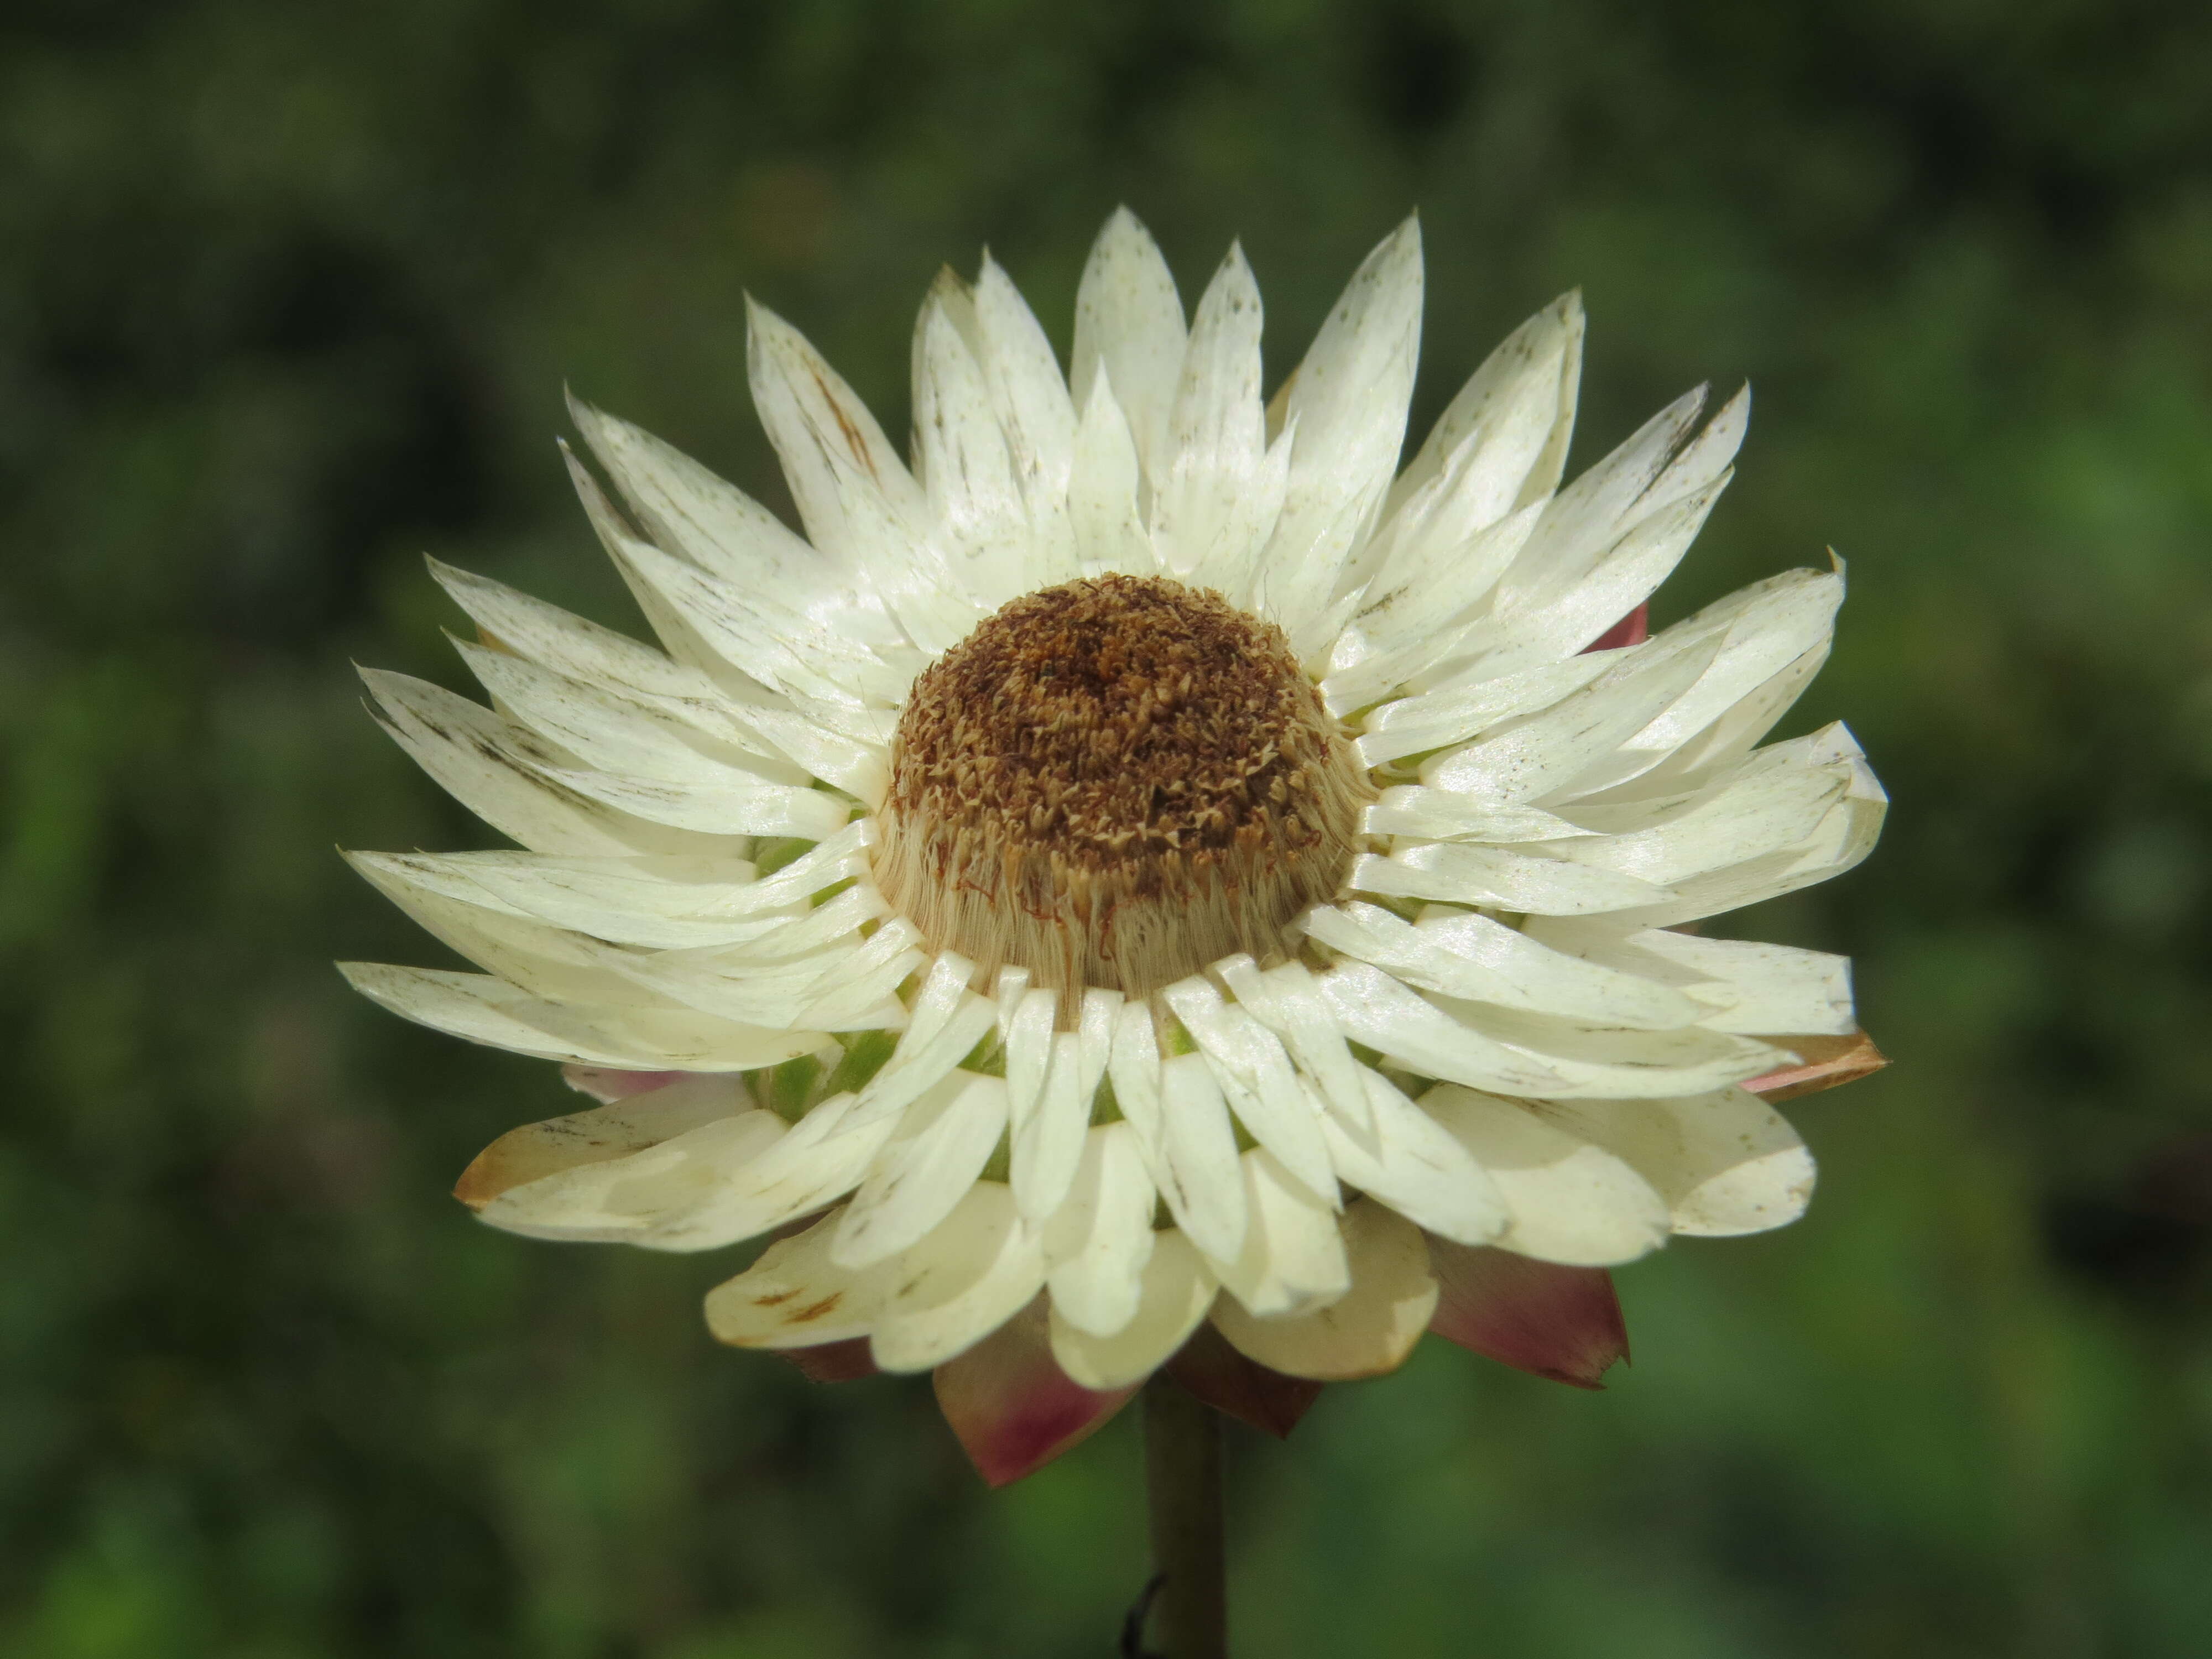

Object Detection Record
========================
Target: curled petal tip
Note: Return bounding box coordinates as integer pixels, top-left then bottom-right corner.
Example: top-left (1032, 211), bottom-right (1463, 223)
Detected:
top-left (451, 1153), bottom-right (499, 1212)
top-left (1426, 1240), bottom-right (1629, 1390)
top-left (1746, 1030), bottom-right (1888, 1103)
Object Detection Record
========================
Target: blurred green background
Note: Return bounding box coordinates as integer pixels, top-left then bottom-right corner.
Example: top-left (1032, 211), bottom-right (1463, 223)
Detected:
top-left (6, 1), bottom-right (2212, 1655)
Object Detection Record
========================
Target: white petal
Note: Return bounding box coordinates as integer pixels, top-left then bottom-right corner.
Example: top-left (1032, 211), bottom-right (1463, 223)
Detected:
top-left (1362, 789), bottom-right (1594, 844)
top-left (565, 393), bottom-right (885, 641)
top-left (1463, 476), bottom-right (1730, 677)
top-left (1194, 425), bottom-right (1292, 605)
top-left (541, 452), bottom-right (781, 695)
top-left (338, 962), bottom-right (824, 1071)
top-left (381, 827), bottom-right (864, 950)
top-left (429, 559), bottom-right (714, 703)
top-left (1070, 207), bottom-right (1187, 472)
top-left (615, 950), bottom-right (856, 1033)
top-left (1077, 988), bottom-right (1121, 1098)
top-left (1558, 734), bottom-right (1849, 883)
top-left (1162, 976), bottom-right (1337, 1206)
top-left (536, 763), bottom-right (849, 841)
top-left (592, 517), bottom-right (890, 710)
top-left (361, 669), bottom-right (742, 857)
top-left (1643, 381), bottom-right (1749, 512)
top-left (1043, 1123), bottom-right (1159, 1336)
top-left (658, 884), bottom-right (884, 967)
top-left (1154, 1052), bottom-right (1250, 1266)
top-left (1573, 569), bottom-right (1844, 794)
top-left (745, 297), bottom-right (926, 570)
top-left (705, 1208), bottom-right (888, 1349)
top-left (1211, 1200), bottom-right (1437, 1381)
top-left (1421, 1084), bottom-right (1671, 1266)
top-left (1611, 642), bottom-right (1832, 802)
top-left (1528, 924), bottom-right (1855, 1036)
top-left (1672, 784), bottom-right (1884, 927)
top-left (474, 1108), bottom-right (786, 1243)
top-left (1213, 1149), bottom-right (1353, 1318)
top-left (347, 854), bottom-right (660, 1007)
top-left (450, 550), bottom-right (878, 790)
top-left (1497, 383), bottom-right (1715, 615)
top-left (747, 300), bottom-right (986, 655)
top-left (1302, 901), bottom-right (1702, 1030)
top-left (1316, 961), bottom-right (1572, 1098)
top-left (869, 1182), bottom-right (1047, 1371)
top-left (1106, 998), bottom-right (1167, 1173)
top-left (1386, 291), bottom-right (1582, 524)
top-left (1354, 652), bottom-right (1611, 769)
top-left (1253, 217), bottom-right (1422, 649)
top-left (348, 854), bottom-right (737, 953)
top-left (1317, 615), bottom-right (1483, 721)
top-left (1013, 1028), bottom-right (1092, 1223)
top-left (832, 1070), bottom-right (1009, 1268)
top-left (1576, 729), bottom-right (1887, 926)
top-left (729, 701), bottom-right (893, 805)
top-left (1426, 993), bottom-right (1786, 1099)
top-left (973, 254), bottom-right (1079, 523)
top-left (1350, 844), bottom-right (1675, 915)
top-left (836, 979), bottom-right (1000, 1137)
top-left (1536, 1088), bottom-right (1817, 1237)
top-left (1000, 985), bottom-right (1057, 1141)
top-left (1419, 630), bottom-right (1725, 801)
top-left (1067, 375), bottom-right (1157, 577)
top-left (912, 293), bottom-right (1059, 606)
top-left (1150, 244), bottom-right (1271, 599)
top-left (458, 1074), bottom-right (750, 1206)
top-left (902, 952), bottom-right (980, 1051)
top-left (1217, 957), bottom-right (1375, 1138)
top-left (1347, 502), bottom-right (1543, 682)
top-left (1579, 566), bottom-right (1847, 813)
top-left (1049, 1228), bottom-right (1214, 1389)
top-left (456, 639), bottom-right (811, 791)
top-left (789, 920), bottom-right (927, 1030)
top-left (640, 1089), bottom-right (900, 1251)
top-left (1316, 1067), bottom-right (1507, 1246)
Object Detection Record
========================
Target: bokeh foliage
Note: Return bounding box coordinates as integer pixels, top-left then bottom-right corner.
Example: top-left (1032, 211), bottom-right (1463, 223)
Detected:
top-left (5, 1), bottom-right (2212, 1655)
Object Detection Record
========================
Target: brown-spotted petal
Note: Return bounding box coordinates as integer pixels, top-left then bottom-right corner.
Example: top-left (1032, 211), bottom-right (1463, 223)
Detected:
top-left (456, 1073), bottom-right (748, 1208)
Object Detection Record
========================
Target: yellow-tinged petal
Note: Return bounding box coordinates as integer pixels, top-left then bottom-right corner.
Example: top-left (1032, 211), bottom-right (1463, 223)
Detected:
top-left (705, 1209), bottom-right (888, 1350)
top-left (1210, 1201), bottom-right (1436, 1381)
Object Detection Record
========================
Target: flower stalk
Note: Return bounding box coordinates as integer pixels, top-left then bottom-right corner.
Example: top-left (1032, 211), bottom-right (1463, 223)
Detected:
top-left (1142, 1379), bottom-right (1227, 1659)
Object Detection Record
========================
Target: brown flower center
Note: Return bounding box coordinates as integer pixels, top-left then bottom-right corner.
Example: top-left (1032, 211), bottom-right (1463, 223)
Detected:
top-left (872, 574), bottom-right (1371, 998)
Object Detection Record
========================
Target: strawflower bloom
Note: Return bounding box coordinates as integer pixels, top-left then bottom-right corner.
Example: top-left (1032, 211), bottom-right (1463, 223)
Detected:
top-left (344, 210), bottom-right (1885, 1488)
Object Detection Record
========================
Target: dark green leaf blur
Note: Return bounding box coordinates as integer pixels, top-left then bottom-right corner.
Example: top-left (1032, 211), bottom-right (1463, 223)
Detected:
top-left (4, 2), bottom-right (2209, 1655)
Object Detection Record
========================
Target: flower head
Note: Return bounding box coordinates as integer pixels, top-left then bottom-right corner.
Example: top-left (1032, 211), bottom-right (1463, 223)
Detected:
top-left (344, 210), bottom-right (1885, 1484)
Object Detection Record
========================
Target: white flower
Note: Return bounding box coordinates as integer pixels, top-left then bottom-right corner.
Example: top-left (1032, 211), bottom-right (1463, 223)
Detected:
top-left (344, 210), bottom-right (1884, 1481)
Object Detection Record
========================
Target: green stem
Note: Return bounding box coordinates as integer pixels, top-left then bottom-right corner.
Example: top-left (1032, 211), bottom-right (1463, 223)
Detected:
top-left (1143, 1377), bottom-right (1227, 1659)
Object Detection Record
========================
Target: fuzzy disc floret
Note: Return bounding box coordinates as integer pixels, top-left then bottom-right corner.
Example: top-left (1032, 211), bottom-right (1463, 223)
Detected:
top-left (873, 574), bottom-right (1371, 996)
